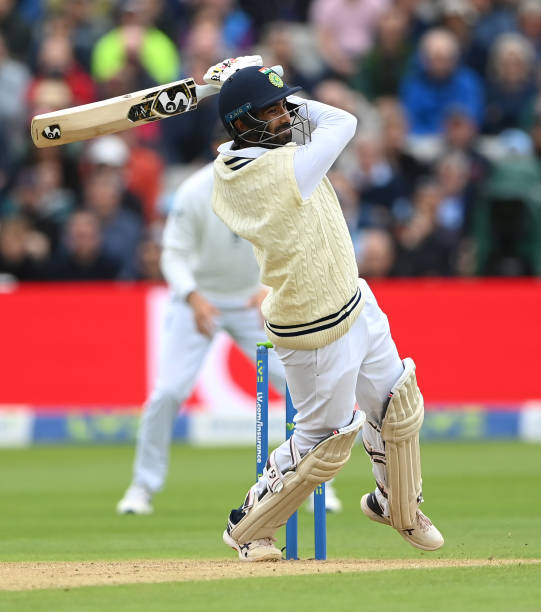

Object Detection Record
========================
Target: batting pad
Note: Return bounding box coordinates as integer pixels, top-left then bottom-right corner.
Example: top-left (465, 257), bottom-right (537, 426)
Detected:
top-left (381, 358), bottom-right (424, 531)
top-left (231, 410), bottom-right (365, 543)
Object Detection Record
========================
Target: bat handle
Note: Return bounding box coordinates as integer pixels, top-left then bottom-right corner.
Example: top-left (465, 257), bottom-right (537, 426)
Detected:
top-left (195, 83), bottom-right (222, 101)
top-left (195, 65), bottom-right (284, 102)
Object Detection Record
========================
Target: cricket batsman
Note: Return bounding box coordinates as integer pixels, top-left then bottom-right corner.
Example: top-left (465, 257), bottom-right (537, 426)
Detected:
top-left (117, 94), bottom-right (342, 515)
top-left (204, 58), bottom-right (444, 561)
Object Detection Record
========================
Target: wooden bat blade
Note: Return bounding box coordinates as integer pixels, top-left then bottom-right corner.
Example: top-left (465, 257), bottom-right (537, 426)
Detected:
top-left (30, 64), bottom-right (284, 148)
top-left (31, 77), bottom-right (207, 148)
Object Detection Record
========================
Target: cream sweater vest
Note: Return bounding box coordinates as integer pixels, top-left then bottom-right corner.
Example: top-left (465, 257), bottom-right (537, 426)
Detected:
top-left (213, 143), bottom-right (364, 350)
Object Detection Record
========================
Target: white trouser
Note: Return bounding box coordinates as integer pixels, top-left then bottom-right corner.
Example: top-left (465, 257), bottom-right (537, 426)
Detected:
top-left (134, 294), bottom-right (285, 493)
top-left (256, 279), bottom-right (403, 496)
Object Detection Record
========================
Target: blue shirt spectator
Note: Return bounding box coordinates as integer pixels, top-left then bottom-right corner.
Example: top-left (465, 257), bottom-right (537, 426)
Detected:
top-left (400, 28), bottom-right (484, 136)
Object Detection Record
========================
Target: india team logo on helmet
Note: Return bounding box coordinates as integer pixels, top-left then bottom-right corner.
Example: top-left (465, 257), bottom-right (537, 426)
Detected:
top-left (268, 73), bottom-right (283, 88)
top-left (258, 66), bottom-right (284, 88)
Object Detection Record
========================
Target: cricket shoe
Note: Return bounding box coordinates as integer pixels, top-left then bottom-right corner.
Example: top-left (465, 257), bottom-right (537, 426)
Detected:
top-left (360, 492), bottom-right (444, 551)
top-left (116, 484), bottom-right (153, 515)
top-left (223, 529), bottom-right (282, 561)
top-left (306, 482), bottom-right (343, 513)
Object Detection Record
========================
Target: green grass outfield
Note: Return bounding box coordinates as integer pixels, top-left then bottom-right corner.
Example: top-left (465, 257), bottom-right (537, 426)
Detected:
top-left (1, 441), bottom-right (540, 610)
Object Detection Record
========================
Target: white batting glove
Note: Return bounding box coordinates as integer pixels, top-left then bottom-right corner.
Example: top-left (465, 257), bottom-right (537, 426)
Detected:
top-left (203, 55), bottom-right (263, 88)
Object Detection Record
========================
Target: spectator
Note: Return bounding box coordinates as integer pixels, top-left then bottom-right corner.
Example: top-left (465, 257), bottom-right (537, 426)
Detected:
top-left (259, 21), bottom-right (319, 94)
top-left (394, 178), bottom-right (455, 275)
top-left (400, 28), bottom-right (484, 136)
top-left (350, 8), bottom-right (413, 100)
top-left (135, 223), bottom-right (164, 281)
top-left (91, 0), bottom-right (180, 88)
top-left (0, 33), bottom-right (30, 162)
top-left (350, 133), bottom-right (410, 229)
top-left (310, 0), bottom-right (390, 77)
top-left (356, 228), bottom-right (396, 278)
top-left (180, 9), bottom-right (229, 69)
top-left (434, 150), bottom-right (474, 240)
top-left (6, 160), bottom-right (75, 254)
top-left (28, 30), bottom-right (97, 107)
top-left (133, 0), bottom-right (183, 43)
top-left (0, 0), bottom-right (31, 62)
top-left (442, 104), bottom-right (491, 188)
top-left (327, 168), bottom-right (360, 237)
top-left (56, 0), bottom-right (110, 72)
top-left (48, 210), bottom-right (121, 280)
top-left (233, 0), bottom-right (291, 37)
top-left (466, 0), bottom-right (517, 78)
top-left (518, 0), bottom-right (541, 59)
top-left (437, 0), bottom-right (478, 67)
top-left (160, 14), bottom-right (223, 163)
top-left (120, 130), bottom-right (165, 224)
top-left (0, 217), bottom-right (49, 280)
top-left (26, 75), bottom-right (74, 119)
top-left (186, 0), bottom-right (255, 52)
top-left (83, 166), bottom-right (143, 279)
top-left (483, 33), bottom-right (537, 134)
top-left (83, 135), bottom-right (147, 220)
top-left (313, 78), bottom-right (380, 136)
top-left (378, 99), bottom-right (430, 197)
top-left (394, 0), bottom-right (436, 41)
top-left (16, 0), bottom-right (45, 25)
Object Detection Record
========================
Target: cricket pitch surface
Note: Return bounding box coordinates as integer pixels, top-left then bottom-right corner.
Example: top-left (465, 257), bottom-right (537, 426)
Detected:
top-left (2, 558), bottom-right (540, 591)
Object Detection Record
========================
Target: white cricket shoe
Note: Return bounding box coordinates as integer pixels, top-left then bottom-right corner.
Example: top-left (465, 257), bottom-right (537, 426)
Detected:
top-left (361, 492), bottom-right (444, 551)
top-left (116, 484), bottom-right (153, 515)
top-left (223, 530), bottom-right (282, 561)
top-left (306, 482), bottom-right (343, 513)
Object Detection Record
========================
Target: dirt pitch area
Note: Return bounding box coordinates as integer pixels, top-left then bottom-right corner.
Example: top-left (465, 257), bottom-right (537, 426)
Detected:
top-left (1, 558), bottom-right (540, 591)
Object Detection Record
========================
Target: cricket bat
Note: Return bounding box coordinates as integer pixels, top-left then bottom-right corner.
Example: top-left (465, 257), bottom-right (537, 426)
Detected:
top-left (31, 66), bottom-right (283, 148)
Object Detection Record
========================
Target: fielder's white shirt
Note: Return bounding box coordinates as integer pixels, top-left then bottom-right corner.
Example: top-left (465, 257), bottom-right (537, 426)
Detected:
top-left (161, 162), bottom-right (261, 305)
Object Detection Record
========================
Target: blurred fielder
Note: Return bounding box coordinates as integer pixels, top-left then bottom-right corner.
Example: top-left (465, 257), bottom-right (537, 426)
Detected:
top-left (117, 119), bottom-right (342, 514)
top-left (206, 58), bottom-right (444, 560)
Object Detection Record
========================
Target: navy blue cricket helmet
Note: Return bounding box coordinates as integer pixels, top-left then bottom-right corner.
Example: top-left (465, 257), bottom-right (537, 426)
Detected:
top-left (218, 66), bottom-right (307, 147)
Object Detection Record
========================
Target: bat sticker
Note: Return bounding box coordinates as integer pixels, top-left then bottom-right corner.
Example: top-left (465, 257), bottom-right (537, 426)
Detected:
top-left (42, 124), bottom-right (61, 140)
top-left (127, 101), bottom-right (153, 122)
top-left (156, 89), bottom-right (188, 114)
top-left (152, 83), bottom-right (192, 116)
top-left (126, 81), bottom-right (196, 123)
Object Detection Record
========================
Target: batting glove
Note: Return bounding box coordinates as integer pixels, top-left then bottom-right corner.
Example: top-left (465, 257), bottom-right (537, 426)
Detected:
top-left (203, 55), bottom-right (263, 88)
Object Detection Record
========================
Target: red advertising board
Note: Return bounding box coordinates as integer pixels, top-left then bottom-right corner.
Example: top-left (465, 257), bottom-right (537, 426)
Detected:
top-left (371, 279), bottom-right (541, 403)
top-left (0, 283), bottom-right (147, 406)
top-left (1, 280), bottom-right (540, 408)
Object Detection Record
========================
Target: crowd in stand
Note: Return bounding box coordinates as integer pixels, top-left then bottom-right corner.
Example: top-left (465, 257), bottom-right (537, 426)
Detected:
top-left (1, 0), bottom-right (541, 283)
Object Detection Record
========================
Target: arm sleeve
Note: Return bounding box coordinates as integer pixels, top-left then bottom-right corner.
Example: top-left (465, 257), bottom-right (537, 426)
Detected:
top-left (289, 96), bottom-right (357, 199)
top-left (160, 180), bottom-right (201, 300)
